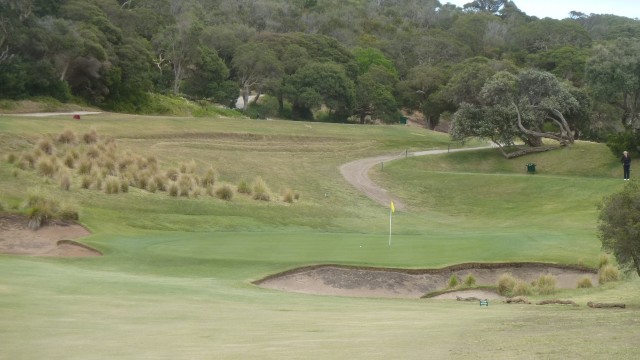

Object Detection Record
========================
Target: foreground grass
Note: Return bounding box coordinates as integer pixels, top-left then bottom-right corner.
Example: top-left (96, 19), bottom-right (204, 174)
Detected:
top-left (0, 113), bottom-right (638, 359)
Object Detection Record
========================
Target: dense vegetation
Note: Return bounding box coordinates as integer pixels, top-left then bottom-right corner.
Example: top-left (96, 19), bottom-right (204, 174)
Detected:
top-left (1, 1), bottom-right (640, 140)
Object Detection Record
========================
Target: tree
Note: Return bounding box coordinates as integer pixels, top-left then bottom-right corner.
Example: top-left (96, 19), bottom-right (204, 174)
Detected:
top-left (451, 69), bottom-right (581, 157)
top-left (598, 181), bottom-right (640, 277)
top-left (397, 63), bottom-right (451, 129)
top-left (463, 0), bottom-right (506, 14)
top-left (284, 61), bottom-right (354, 121)
top-left (586, 38), bottom-right (640, 129)
top-left (354, 64), bottom-right (399, 124)
top-left (232, 42), bottom-right (283, 110)
top-left (182, 46), bottom-right (230, 100)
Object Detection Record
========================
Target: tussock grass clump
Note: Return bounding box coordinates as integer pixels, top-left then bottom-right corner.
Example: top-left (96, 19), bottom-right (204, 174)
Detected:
top-left (598, 253), bottom-right (610, 269)
top-left (105, 176), bottom-right (120, 194)
top-left (237, 180), bottom-right (252, 195)
top-left (153, 175), bottom-right (166, 192)
top-left (599, 264), bottom-right (620, 284)
top-left (81, 176), bottom-right (92, 189)
top-left (190, 187), bottom-right (201, 198)
top-left (513, 280), bottom-right (532, 296)
top-left (497, 273), bottom-right (517, 296)
top-left (535, 274), bottom-right (557, 295)
top-left (23, 191), bottom-right (78, 229)
top-left (202, 168), bottom-right (216, 187)
top-left (59, 171), bottom-right (71, 191)
top-left (166, 168), bottom-right (179, 181)
top-left (147, 179), bottom-right (158, 193)
top-left (168, 182), bottom-right (179, 197)
top-left (216, 185), bottom-right (234, 201)
top-left (577, 277), bottom-right (593, 288)
top-left (19, 152), bottom-right (36, 169)
top-left (252, 176), bottom-right (271, 201)
top-left (447, 275), bottom-right (459, 289)
top-left (36, 156), bottom-right (58, 177)
top-left (6, 152), bottom-right (17, 164)
top-left (57, 129), bottom-right (77, 144)
top-left (120, 180), bottom-right (129, 193)
top-left (178, 175), bottom-right (193, 197)
top-left (85, 146), bottom-right (101, 159)
top-left (283, 188), bottom-right (295, 203)
top-left (82, 129), bottom-right (99, 144)
top-left (77, 158), bottom-right (93, 175)
top-left (63, 153), bottom-right (75, 168)
top-left (36, 138), bottom-right (55, 155)
top-left (205, 185), bottom-right (214, 197)
top-left (464, 274), bottom-right (476, 287)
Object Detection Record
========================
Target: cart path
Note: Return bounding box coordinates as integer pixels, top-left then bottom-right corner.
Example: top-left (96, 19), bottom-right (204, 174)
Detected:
top-left (339, 146), bottom-right (492, 211)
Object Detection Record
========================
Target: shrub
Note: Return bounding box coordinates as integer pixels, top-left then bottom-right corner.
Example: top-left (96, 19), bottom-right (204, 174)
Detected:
top-left (577, 277), bottom-right (593, 288)
top-left (598, 253), bottom-right (610, 269)
top-left (513, 280), bottom-right (532, 296)
top-left (36, 156), bottom-right (58, 177)
top-left (464, 274), bottom-right (476, 287)
top-left (36, 138), bottom-right (55, 155)
top-left (82, 129), bottom-right (99, 144)
top-left (252, 176), bottom-right (271, 201)
top-left (137, 171), bottom-right (150, 190)
top-left (535, 274), bottom-right (557, 295)
top-left (168, 182), bottom-right (179, 197)
top-left (202, 168), bottom-right (216, 187)
top-left (497, 273), bottom-right (517, 296)
top-left (57, 129), bottom-right (77, 144)
top-left (599, 264), bottom-right (620, 284)
top-left (237, 180), bottom-right (252, 195)
top-left (447, 275), bottom-right (459, 289)
top-left (216, 185), bottom-right (234, 201)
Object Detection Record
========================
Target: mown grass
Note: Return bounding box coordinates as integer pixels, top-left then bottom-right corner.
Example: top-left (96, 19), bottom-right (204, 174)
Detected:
top-left (0, 113), bottom-right (638, 359)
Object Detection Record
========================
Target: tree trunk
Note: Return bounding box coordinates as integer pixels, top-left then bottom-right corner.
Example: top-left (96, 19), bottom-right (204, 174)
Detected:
top-left (241, 85), bottom-right (249, 111)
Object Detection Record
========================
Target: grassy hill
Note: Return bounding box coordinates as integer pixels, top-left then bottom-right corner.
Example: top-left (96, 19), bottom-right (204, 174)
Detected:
top-left (0, 112), bottom-right (638, 359)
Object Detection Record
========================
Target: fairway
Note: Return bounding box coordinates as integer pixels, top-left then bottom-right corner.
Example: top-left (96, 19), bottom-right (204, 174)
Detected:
top-left (1, 113), bottom-right (639, 359)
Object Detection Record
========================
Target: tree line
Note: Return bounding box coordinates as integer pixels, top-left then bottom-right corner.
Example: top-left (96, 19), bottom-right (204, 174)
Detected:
top-left (1, 0), bottom-right (640, 149)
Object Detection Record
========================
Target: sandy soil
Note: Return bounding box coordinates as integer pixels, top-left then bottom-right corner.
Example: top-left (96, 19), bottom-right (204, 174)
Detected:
top-left (0, 214), bottom-right (100, 257)
top-left (431, 289), bottom-right (504, 300)
top-left (255, 263), bottom-right (598, 299)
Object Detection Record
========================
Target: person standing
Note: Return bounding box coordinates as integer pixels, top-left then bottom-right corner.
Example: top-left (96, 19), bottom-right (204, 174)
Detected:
top-left (621, 151), bottom-right (631, 180)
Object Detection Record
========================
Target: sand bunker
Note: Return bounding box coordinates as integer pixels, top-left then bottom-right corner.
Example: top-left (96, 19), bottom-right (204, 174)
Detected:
top-left (0, 214), bottom-right (100, 257)
top-left (255, 263), bottom-right (598, 299)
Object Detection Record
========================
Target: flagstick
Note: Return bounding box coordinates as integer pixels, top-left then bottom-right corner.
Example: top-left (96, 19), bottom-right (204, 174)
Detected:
top-left (388, 207), bottom-right (392, 247)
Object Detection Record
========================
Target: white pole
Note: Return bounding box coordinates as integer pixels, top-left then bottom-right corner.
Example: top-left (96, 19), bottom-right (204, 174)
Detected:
top-left (388, 208), bottom-right (392, 246)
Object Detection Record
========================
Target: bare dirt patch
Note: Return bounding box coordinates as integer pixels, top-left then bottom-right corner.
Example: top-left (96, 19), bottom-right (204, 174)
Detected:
top-left (0, 214), bottom-right (100, 257)
top-left (254, 263), bottom-right (598, 299)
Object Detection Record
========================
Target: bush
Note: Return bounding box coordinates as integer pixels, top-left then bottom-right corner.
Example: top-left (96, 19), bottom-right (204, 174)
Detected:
top-left (57, 129), bottom-right (77, 144)
top-left (153, 175), bottom-right (166, 192)
top-left (120, 180), bottom-right (129, 193)
top-left (216, 185), bottom-right (234, 201)
top-left (535, 274), bottom-right (557, 295)
top-left (497, 273), bottom-right (517, 296)
top-left (447, 275), bottom-right (459, 289)
top-left (237, 180), bottom-right (252, 195)
top-left (577, 277), bottom-right (593, 288)
top-left (464, 274), bottom-right (476, 287)
top-left (85, 146), bottom-right (100, 159)
top-left (599, 264), bottom-right (620, 283)
top-left (252, 176), bottom-right (271, 201)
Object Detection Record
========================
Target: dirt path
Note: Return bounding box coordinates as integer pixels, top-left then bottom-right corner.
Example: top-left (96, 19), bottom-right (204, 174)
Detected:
top-left (339, 146), bottom-right (491, 211)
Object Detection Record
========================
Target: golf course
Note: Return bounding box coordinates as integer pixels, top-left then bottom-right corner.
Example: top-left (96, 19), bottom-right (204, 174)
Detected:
top-left (1, 111), bottom-right (639, 359)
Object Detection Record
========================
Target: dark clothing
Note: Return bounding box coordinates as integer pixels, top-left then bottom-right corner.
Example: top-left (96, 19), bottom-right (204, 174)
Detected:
top-left (622, 155), bottom-right (631, 179)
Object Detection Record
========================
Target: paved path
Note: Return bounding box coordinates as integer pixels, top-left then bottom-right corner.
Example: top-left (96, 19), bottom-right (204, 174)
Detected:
top-left (339, 146), bottom-right (491, 211)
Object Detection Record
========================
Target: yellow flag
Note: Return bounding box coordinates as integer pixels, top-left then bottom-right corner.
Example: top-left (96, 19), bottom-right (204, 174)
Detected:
top-left (390, 201), bottom-right (395, 214)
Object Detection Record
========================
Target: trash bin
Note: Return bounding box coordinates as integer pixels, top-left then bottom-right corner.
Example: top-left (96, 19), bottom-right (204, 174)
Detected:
top-left (400, 116), bottom-right (408, 125)
top-left (526, 163), bottom-right (536, 174)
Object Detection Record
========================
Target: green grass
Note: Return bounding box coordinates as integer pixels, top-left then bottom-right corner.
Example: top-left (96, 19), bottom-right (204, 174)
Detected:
top-left (0, 113), bottom-right (638, 359)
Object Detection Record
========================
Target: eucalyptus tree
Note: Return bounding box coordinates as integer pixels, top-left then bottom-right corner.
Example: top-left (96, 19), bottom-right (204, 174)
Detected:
top-left (586, 38), bottom-right (640, 129)
top-left (232, 42), bottom-right (283, 110)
